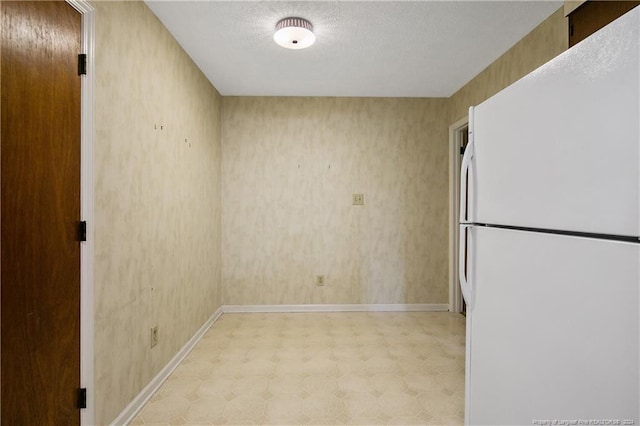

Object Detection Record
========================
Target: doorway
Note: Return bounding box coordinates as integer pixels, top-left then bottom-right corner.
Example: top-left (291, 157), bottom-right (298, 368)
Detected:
top-left (448, 118), bottom-right (469, 314)
top-left (1, 1), bottom-right (82, 423)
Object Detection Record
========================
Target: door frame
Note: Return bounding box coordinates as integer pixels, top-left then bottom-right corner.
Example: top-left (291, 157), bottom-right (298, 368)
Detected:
top-left (66, 1), bottom-right (94, 424)
top-left (448, 117), bottom-right (468, 313)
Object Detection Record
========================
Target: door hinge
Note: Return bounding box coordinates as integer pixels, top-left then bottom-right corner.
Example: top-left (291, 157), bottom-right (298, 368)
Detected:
top-left (77, 388), bottom-right (87, 409)
top-left (77, 221), bottom-right (87, 242)
top-left (77, 53), bottom-right (87, 76)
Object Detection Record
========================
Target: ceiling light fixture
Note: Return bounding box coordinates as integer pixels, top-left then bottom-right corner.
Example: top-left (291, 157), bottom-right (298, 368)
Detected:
top-left (274, 17), bottom-right (315, 50)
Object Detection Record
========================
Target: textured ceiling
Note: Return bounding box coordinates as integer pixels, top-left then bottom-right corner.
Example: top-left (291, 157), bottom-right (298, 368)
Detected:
top-left (145, 1), bottom-right (562, 97)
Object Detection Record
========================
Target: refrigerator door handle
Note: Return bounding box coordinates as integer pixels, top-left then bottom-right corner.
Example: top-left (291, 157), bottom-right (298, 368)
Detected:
top-left (459, 224), bottom-right (474, 310)
top-left (459, 107), bottom-right (475, 224)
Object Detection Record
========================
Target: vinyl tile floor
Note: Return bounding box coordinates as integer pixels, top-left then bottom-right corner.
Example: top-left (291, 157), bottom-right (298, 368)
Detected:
top-left (130, 312), bottom-right (466, 426)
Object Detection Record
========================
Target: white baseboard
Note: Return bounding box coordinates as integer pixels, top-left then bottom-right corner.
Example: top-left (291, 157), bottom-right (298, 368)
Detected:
top-left (221, 303), bottom-right (449, 313)
top-left (110, 306), bottom-right (223, 426)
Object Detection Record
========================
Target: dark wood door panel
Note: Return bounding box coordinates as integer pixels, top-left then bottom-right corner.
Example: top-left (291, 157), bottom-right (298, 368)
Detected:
top-left (569, 1), bottom-right (640, 47)
top-left (1, 1), bottom-right (81, 424)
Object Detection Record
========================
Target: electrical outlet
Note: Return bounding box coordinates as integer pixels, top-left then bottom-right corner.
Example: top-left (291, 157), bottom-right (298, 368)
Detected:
top-left (150, 326), bottom-right (159, 348)
top-left (316, 275), bottom-right (325, 286)
top-left (353, 193), bottom-right (364, 205)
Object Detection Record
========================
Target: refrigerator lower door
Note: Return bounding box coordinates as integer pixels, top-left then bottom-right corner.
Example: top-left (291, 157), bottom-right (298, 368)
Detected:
top-left (465, 226), bottom-right (639, 425)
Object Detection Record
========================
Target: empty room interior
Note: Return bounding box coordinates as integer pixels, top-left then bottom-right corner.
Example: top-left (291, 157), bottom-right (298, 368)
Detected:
top-left (2, 0), bottom-right (638, 425)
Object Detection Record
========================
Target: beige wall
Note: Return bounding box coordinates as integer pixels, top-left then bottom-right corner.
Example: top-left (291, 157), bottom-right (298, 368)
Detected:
top-left (88, 3), bottom-right (568, 423)
top-left (564, 1), bottom-right (586, 16)
top-left (92, 2), bottom-right (223, 424)
top-left (449, 7), bottom-right (567, 123)
top-left (219, 8), bottom-right (567, 308)
top-left (222, 97), bottom-right (450, 306)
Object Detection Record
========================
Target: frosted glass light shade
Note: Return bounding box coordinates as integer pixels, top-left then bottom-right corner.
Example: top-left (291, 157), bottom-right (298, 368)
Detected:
top-left (274, 17), bottom-right (315, 50)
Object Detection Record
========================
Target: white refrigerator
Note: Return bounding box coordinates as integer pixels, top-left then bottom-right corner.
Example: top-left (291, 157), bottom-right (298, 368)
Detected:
top-left (459, 8), bottom-right (639, 426)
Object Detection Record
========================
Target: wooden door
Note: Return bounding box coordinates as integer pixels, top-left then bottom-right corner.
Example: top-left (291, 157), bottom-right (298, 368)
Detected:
top-left (569, 1), bottom-right (640, 47)
top-left (1, 1), bottom-right (82, 424)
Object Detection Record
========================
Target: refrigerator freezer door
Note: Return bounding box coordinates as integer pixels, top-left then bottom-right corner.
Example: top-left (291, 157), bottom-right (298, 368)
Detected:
top-left (470, 8), bottom-right (639, 237)
top-left (465, 226), bottom-right (639, 425)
